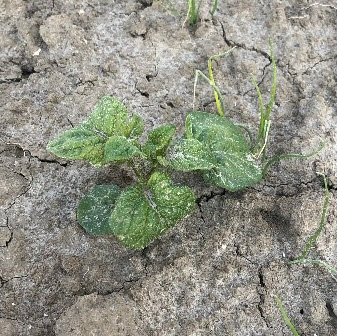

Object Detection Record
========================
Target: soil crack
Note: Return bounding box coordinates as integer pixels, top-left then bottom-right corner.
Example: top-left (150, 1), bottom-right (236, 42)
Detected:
top-left (242, 61), bottom-right (272, 96)
top-left (0, 143), bottom-right (68, 167)
top-left (4, 178), bottom-right (33, 248)
top-left (302, 56), bottom-right (337, 75)
top-left (135, 80), bottom-right (150, 98)
top-left (196, 190), bottom-right (225, 238)
top-left (72, 275), bottom-right (144, 297)
top-left (197, 189), bottom-right (226, 204)
top-left (326, 301), bottom-right (337, 328)
top-left (257, 268), bottom-right (271, 328)
top-left (220, 22), bottom-right (272, 62)
top-left (0, 274), bottom-right (28, 287)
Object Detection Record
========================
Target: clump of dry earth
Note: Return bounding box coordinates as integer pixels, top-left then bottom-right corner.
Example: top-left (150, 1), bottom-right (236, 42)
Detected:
top-left (0, 0), bottom-right (336, 335)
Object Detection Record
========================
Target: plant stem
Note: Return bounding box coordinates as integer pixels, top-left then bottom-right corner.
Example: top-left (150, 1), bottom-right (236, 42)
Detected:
top-left (208, 57), bottom-right (222, 115)
top-left (193, 70), bottom-right (225, 116)
top-left (252, 40), bottom-right (277, 157)
top-left (186, 0), bottom-right (198, 25)
top-left (129, 160), bottom-right (145, 184)
top-left (236, 124), bottom-right (254, 148)
top-left (256, 120), bottom-right (271, 159)
top-left (207, 48), bottom-right (236, 116)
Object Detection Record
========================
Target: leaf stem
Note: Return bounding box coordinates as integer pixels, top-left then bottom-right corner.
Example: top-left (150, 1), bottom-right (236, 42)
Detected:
top-left (251, 73), bottom-right (265, 147)
top-left (186, 0), bottom-right (201, 25)
top-left (193, 70), bottom-right (225, 116)
top-left (236, 124), bottom-right (254, 148)
top-left (290, 258), bottom-right (337, 282)
top-left (208, 57), bottom-right (222, 116)
top-left (256, 120), bottom-right (271, 160)
top-left (252, 40), bottom-right (277, 156)
top-left (207, 47), bottom-right (236, 116)
top-left (129, 160), bottom-right (145, 184)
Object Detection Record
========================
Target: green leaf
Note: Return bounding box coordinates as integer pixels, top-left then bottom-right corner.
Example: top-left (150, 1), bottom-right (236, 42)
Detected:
top-left (109, 185), bottom-right (160, 249)
top-left (126, 115), bottom-right (144, 138)
top-left (167, 138), bottom-right (215, 171)
top-left (104, 136), bottom-right (144, 163)
top-left (48, 96), bottom-right (145, 166)
top-left (202, 151), bottom-right (262, 191)
top-left (110, 172), bottom-right (195, 249)
top-left (77, 184), bottom-right (121, 235)
top-left (147, 172), bottom-right (196, 222)
top-left (82, 96), bottom-right (129, 137)
top-left (180, 112), bottom-right (262, 191)
top-left (46, 126), bottom-right (106, 166)
top-left (186, 112), bottom-right (249, 151)
top-left (82, 96), bottom-right (144, 139)
top-left (144, 124), bottom-right (175, 160)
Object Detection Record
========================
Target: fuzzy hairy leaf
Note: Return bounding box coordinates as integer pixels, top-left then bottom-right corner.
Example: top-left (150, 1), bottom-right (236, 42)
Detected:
top-left (167, 138), bottom-right (215, 171)
top-left (109, 172), bottom-right (195, 249)
top-left (46, 126), bottom-right (106, 166)
top-left (127, 115), bottom-right (144, 138)
top-left (47, 96), bottom-right (144, 166)
top-left (83, 96), bottom-right (144, 138)
top-left (104, 136), bottom-right (143, 163)
top-left (147, 172), bottom-right (196, 222)
top-left (186, 112), bottom-right (249, 151)
top-left (144, 124), bottom-right (175, 160)
top-left (202, 151), bottom-right (262, 191)
top-left (82, 96), bottom-right (129, 136)
top-left (175, 112), bottom-right (262, 191)
top-left (77, 184), bottom-right (121, 235)
top-left (197, 123), bottom-right (262, 191)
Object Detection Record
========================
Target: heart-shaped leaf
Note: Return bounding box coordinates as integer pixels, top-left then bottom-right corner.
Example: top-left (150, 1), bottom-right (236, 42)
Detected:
top-left (104, 136), bottom-right (144, 163)
top-left (46, 126), bottom-right (106, 166)
top-left (77, 184), bottom-right (121, 235)
top-left (47, 96), bottom-right (145, 166)
top-left (202, 151), bottom-right (262, 191)
top-left (167, 138), bottom-right (215, 171)
top-left (147, 171), bottom-right (196, 222)
top-left (170, 112), bottom-right (262, 191)
top-left (109, 172), bottom-right (195, 249)
top-left (82, 96), bottom-right (129, 137)
top-left (186, 112), bottom-right (249, 151)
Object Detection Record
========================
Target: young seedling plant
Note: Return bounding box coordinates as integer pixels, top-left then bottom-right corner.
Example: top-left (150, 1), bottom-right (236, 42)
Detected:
top-left (47, 98), bottom-right (196, 249)
top-left (274, 175), bottom-right (334, 335)
top-left (291, 173), bottom-right (337, 280)
top-left (186, 0), bottom-right (201, 25)
top-left (165, 45), bottom-right (278, 192)
top-left (47, 45), bottom-right (320, 250)
top-left (183, 0), bottom-right (218, 26)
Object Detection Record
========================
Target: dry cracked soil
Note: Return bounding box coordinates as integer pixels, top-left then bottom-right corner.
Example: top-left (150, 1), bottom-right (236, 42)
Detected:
top-left (0, 0), bottom-right (337, 335)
